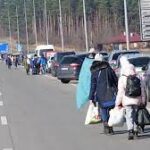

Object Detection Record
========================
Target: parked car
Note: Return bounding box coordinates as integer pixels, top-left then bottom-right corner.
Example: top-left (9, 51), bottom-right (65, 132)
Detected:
top-left (51, 51), bottom-right (76, 77)
top-left (57, 53), bottom-right (89, 83)
top-left (46, 56), bottom-right (54, 73)
top-left (108, 50), bottom-right (140, 69)
top-left (143, 62), bottom-right (150, 102)
top-left (115, 54), bottom-right (150, 77)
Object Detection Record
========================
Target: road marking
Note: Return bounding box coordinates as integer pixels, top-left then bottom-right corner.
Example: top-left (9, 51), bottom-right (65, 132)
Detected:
top-left (3, 148), bottom-right (13, 150)
top-left (0, 92), bottom-right (2, 96)
top-left (0, 101), bottom-right (4, 106)
top-left (1, 116), bottom-right (8, 125)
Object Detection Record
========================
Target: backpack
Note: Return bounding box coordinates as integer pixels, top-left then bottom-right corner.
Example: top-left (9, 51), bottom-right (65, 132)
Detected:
top-left (124, 75), bottom-right (141, 97)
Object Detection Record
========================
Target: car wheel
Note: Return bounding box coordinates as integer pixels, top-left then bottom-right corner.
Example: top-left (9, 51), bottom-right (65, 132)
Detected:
top-left (61, 79), bottom-right (70, 84)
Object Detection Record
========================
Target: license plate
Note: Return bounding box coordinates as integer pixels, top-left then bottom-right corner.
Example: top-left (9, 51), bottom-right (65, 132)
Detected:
top-left (61, 67), bottom-right (68, 70)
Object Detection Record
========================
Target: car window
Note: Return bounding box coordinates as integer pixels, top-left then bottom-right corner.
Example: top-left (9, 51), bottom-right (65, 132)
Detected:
top-left (57, 52), bottom-right (75, 62)
top-left (100, 52), bottom-right (108, 56)
top-left (129, 57), bottom-right (150, 68)
top-left (112, 51), bottom-right (139, 61)
top-left (60, 57), bottom-right (81, 64)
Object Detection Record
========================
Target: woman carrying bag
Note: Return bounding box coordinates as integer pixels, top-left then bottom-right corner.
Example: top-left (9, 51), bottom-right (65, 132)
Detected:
top-left (89, 53), bottom-right (118, 134)
top-left (115, 56), bottom-right (146, 140)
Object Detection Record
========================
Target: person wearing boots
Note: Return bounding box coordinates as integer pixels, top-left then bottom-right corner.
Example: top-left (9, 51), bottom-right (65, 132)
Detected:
top-left (89, 53), bottom-right (118, 134)
top-left (115, 56), bottom-right (146, 140)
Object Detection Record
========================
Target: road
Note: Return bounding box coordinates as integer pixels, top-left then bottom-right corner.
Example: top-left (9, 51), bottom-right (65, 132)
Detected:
top-left (0, 62), bottom-right (150, 150)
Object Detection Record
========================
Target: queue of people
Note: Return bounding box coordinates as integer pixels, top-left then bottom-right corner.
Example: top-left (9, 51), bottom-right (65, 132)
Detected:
top-left (77, 50), bottom-right (148, 140)
top-left (23, 54), bottom-right (47, 75)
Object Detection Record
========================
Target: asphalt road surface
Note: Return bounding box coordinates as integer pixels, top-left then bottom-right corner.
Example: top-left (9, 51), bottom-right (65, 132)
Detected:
top-left (0, 62), bottom-right (150, 150)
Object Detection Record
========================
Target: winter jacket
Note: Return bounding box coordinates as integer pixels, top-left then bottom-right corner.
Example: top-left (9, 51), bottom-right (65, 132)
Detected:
top-left (38, 57), bottom-right (47, 66)
top-left (88, 61), bottom-right (118, 106)
top-left (115, 63), bottom-right (146, 107)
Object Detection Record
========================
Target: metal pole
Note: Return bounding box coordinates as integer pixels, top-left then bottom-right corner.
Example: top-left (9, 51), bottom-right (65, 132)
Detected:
top-left (8, 9), bottom-right (12, 53)
top-left (33, 0), bottom-right (38, 46)
top-left (16, 6), bottom-right (20, 46)
top-left (24, 0), bottom-right (29, 52)
top-left (83, 0), bottom-right (88, 52)
top-left (59, 0), bottom-right (64, 51)
top-left (44, 0), bottom-right (49, 45)
top-left (124, 0), bottom-right (130, 50)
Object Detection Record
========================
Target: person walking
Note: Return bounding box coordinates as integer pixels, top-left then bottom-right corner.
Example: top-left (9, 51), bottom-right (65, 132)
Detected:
top-left (24, 56), bottom-right (31, 75)
top-left (115, 56), bottom-right (146, 140)
top-left (89, 53), bottom-right (118, 134)
top-left (6, 55), bottom-right (12, 69)
top-left (38, 54), bottom-right (47, 74)
top-left (14, 56), bottom-right (19, 68)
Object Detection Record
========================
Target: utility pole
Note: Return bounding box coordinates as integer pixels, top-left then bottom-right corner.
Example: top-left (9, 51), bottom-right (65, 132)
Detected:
top-left (24, 0), bottom-right (29, 52)
top-left (83, 0), bottom-right (88, 52)
top-left (16, 6), bottom-right (20, 46)
top-left (8, 9), bottom-right (12, 53)
top-left (33, 0), bottom-right (38, 46)
top-left (124, 0), bottom-right (130, 50)
top-left (59, 0), bottom-right (64, 51)
top-left (44, 0), bottom-right (49, 45)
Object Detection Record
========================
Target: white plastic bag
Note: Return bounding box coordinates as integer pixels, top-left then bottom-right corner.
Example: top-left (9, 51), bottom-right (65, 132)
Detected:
top-left (85, 103), bottom-right (101, 125)
top-left (108, 107), bottom-right (125, 127)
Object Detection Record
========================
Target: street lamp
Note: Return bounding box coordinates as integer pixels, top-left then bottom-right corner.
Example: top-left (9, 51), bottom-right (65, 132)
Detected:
top-left (83, 0), bottom-right (89, 52)
top-left (16, 6), bottom-right (20, 46)
top-left (124, 0), bottom-right (130, 50)
top-left (59, 0), bottom-right (64, 51)
top-left (44, 0), bottom-right (49, 45)
top-left (24, 0), bottom-right (29, 52)
top-left (33, 0), bottom-right (38, 46)
top-left (8, 9), bottom-right (12, 53)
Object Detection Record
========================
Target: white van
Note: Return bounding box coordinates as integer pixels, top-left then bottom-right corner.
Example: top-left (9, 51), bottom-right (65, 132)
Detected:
top-left (35, 45), bottom-right (55, 57)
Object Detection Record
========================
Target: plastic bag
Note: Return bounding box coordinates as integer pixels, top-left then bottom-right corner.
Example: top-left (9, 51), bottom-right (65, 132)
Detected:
top-left (108, 107), bottom-right (125, 127)
top-left (85, 103), bottom-right (101, 125)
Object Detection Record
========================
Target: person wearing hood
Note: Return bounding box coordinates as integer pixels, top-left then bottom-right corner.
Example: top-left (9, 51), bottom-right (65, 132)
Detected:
top-left (115, 56), bottom-right (146, 140)
top-left (89, 53), bottom-right (118, 134)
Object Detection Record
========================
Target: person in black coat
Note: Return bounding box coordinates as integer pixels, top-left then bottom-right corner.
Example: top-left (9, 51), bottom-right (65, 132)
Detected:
top-left (89, 53), bottom-right (118, 134)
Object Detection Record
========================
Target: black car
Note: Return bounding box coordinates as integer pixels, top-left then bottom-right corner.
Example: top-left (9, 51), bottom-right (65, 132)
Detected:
top-left (57, 53), bottom-right (89, 83)
top-left (51, 51), bottom-right (75, 77)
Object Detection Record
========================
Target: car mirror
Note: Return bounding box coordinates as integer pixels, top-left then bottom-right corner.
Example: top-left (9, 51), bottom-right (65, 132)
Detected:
top-left (142, 65), bottom-right (148, 71)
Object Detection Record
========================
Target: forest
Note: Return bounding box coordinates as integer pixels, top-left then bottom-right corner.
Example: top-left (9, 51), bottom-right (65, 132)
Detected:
top-left (0, 0), bottom-right (140, 50)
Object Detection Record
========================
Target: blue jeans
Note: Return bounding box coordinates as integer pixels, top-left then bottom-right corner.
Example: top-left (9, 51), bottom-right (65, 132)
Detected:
top-left (98, 104), bottom-right (114, 122)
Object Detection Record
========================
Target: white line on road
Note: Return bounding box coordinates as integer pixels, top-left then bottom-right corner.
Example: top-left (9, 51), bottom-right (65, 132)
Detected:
top-left (1, 116), bottom-right (8, 125)
top-left (0, 101), bottom-right (4, 106)
top-left (0, 92), bottom-right (2, 96)
top-left (3, 148), bottom-right (13, 150)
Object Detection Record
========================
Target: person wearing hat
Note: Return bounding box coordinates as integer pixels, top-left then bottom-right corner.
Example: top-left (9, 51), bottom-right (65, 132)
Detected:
top-left (89, 53), bottom-right (118, 134)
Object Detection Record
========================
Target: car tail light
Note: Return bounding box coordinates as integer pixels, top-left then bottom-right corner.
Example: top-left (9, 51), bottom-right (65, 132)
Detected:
top-left (54, 62), bottom-right (59, 67)
top-left (70, 63), bottom-right (79, 70)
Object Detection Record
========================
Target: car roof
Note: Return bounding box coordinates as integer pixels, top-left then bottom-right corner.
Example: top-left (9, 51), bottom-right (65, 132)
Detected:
top-left (110, 49), bottom-right (140, 54)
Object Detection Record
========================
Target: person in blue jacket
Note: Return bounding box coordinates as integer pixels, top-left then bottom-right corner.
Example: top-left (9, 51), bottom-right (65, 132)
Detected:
top-left (38, 54), bottom-right (47, 74)
top-left (89, 53), bottom-right (118, 134)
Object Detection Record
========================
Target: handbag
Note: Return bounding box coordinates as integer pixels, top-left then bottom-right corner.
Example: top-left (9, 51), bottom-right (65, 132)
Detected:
top-left (135, 106), bottom-right (150, 126)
